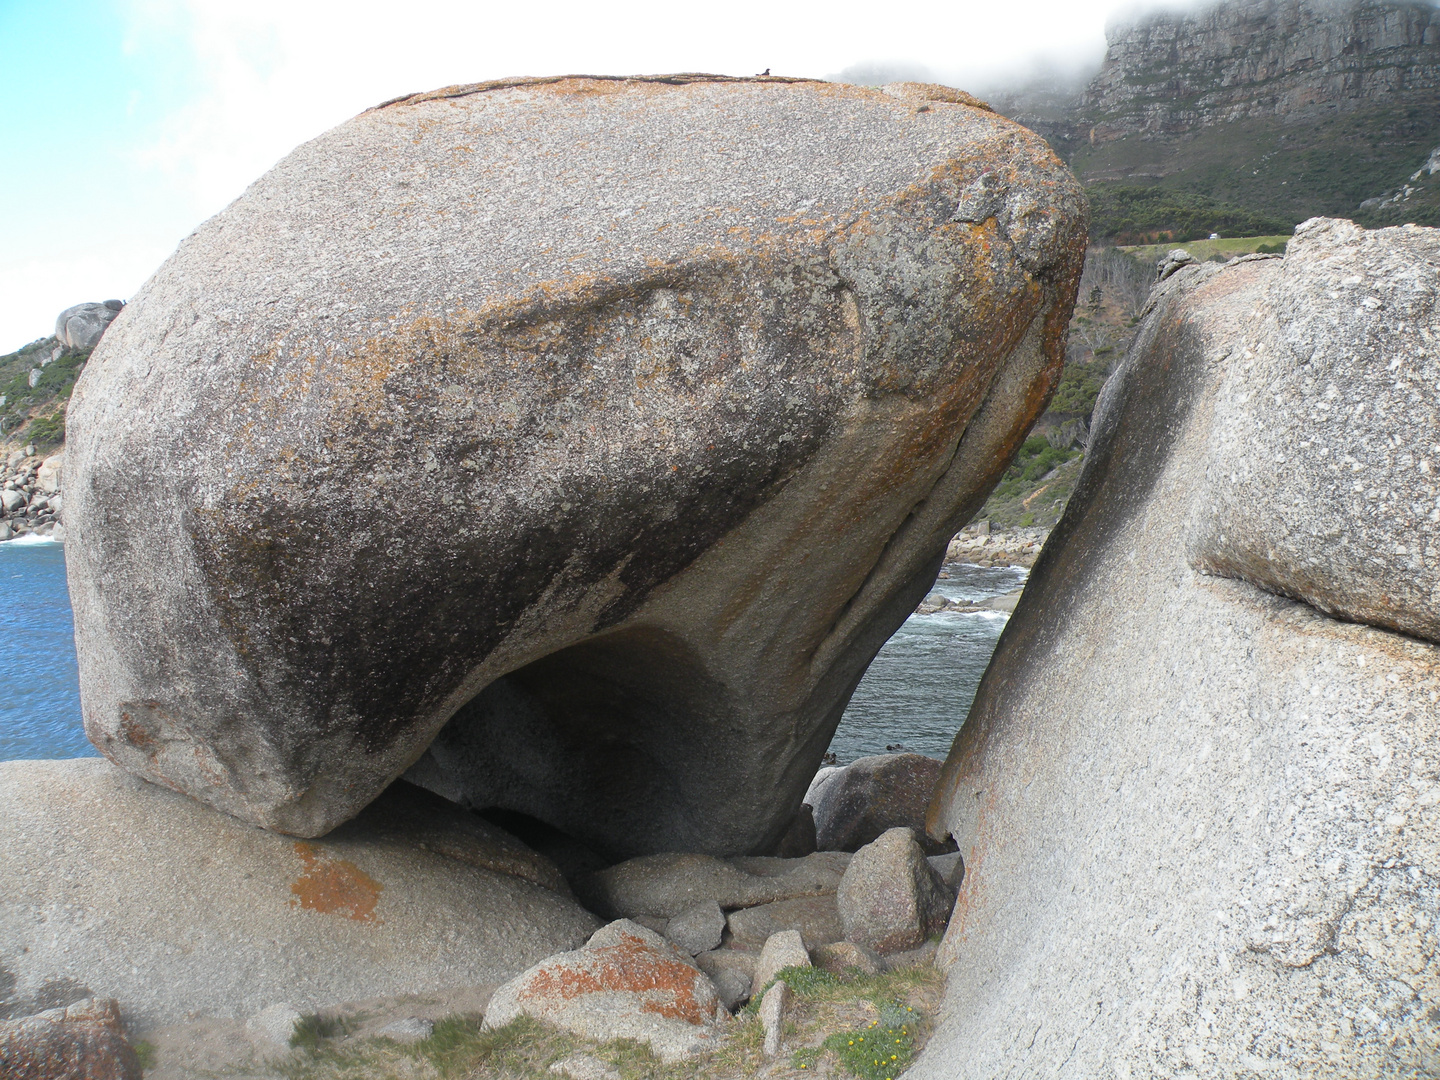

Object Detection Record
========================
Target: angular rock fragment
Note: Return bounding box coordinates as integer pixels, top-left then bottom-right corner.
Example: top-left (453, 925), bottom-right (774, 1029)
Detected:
top-left (483, 920), bottom-right (724, 1061)
top-left (0, 998), bottom-right (141, 1080)
top-left (694, 949), bottom-right (757, 1011)
top-left (836, 828), bottom-right (953, 954)
top-left (665, 901), bottom-right (726, 956)
top-left (918, 220), bottom-right (1440, 1079)
top-left (751, 930), bottom-right (811, 998)
top-left (67, 74), bottom-right (1086, 851)
top-left (759, 980), bottom-right (790, 1056)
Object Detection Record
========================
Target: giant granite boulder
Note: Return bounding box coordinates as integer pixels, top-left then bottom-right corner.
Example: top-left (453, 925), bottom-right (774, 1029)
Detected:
top-left (918, 219), bottom-right (1440, 1077)
top-left (0, 759), bottom-right (598, 1033)
top-left (67, 75), bottom-right (1085, 853)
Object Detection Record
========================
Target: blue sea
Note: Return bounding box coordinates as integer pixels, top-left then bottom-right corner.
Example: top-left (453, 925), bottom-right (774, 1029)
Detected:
top-left (0, 536), bottom-right (91, 760)
top-left (0, 546), bottom-right (1021, 766)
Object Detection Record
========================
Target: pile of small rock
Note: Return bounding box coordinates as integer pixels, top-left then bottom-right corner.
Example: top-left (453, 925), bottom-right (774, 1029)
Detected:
top-left (484, 753), bottom-right (960, 1061)
top-left (943, 521), bottom-right (1049, 567)
top-left (0, 447), bottom-right (63, 542)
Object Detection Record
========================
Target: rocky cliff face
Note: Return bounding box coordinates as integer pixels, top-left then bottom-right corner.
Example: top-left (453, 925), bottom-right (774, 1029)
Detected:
top-left (994, 0), bottom-right (1440, 231)
top-left (1084, 0), bottom-right (1440, 140)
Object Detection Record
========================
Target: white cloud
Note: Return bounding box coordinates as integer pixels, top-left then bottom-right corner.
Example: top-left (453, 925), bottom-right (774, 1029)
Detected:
top-left (5, 0), bottom-right (1131, 347)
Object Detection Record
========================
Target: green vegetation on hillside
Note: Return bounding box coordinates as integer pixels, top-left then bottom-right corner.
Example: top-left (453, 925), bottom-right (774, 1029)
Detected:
top-left (0, 340), bottom-right (87, 449)
top-left (1087, 183), bottom-right (1295, 243)
top-left (1073, 108), bottom-right (1440, 237)
top-left (1048, 360), bottom-right (1109, 416)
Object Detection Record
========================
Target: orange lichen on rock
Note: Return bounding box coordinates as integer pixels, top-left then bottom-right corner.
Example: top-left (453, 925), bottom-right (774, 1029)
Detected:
top-left (289, 841), bottom-right (383, 923)
top-left (520, 929), bottom-right (710, 1024)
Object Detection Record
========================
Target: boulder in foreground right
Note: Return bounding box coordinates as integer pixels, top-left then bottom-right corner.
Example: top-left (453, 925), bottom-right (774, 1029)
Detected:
top-left (918, 219), bottom-right (1440, 1078)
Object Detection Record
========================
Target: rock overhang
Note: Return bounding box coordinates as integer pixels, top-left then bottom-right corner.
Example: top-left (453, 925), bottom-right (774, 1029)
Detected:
top-left (66, 75), bottom-right (1087, 851)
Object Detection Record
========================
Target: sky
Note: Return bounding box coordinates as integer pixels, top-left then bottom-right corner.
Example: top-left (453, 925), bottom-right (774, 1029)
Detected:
top-left (0, 0), bottom-right (1200, 349)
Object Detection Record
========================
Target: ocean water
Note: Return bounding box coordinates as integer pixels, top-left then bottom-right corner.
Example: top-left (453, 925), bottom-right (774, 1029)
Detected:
top-left (828, 562), bottom-right (1027, 763)
top-left (0, 536), bottom-right (91, 760)
top-left (0, 547), bottom-right (1021, 767)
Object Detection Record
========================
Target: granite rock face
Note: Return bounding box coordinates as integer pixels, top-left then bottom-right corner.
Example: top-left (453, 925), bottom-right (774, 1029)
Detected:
top-left (66, 75), bottom-right (1085, 851)
top-left (0, 759), bottom-right (598, 1033)
top-left (918, 220), bottom-right (1440, 1077)
top-left (483, 920), bottom-right (724, 1062)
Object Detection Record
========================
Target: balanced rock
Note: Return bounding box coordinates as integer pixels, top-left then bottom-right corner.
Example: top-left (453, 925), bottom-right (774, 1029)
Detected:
top-left (0, 759), bottom-right (598, 1033)
top-left (54, 301), bottom-right (122, 353)
top-left (0, 998), bottom-right (140, 1080)
top-left (483, 920), bottom-right (724, 1062)
top-left (837, 827), bottom-right (953, 954)
top-left (66, 75), bottom-right (1086, 853)
top-left (807, 753), bottom-right (950, 853)
top-left (919, 219), bottom-right (1440, 1078)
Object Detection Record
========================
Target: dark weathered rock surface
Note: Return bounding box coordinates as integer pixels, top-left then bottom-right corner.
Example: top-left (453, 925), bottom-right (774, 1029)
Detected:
top-left (806, 752), bottom-right (951, 853)
top-left (0, 998), bottom-right (140, 1080)
top-left (0, 759), bottom-right (598, 1033)
top-left (917, 220), bottom-right (1440, 1078)
top-left (67, 75), bottom-right (1085, 852)
top-left (836, 828), bottom-right (952, 954)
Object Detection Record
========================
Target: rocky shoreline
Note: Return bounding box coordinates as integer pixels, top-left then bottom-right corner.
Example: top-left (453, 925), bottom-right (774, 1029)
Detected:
top-left (0, 447), bottom-right (63, 543)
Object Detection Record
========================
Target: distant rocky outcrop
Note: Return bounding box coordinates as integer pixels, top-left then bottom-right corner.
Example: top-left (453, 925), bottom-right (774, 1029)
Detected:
top-left (54, 301), bottom-right (123, 354)
top-left (917, 218), bottom-right (1440, 1076)
top-left (988, 0), bottom-right (1440, 235)
top-left (65, 75), bottom-right (1086, 853)
top-left (1082, 0), bottom-right (1440, 140)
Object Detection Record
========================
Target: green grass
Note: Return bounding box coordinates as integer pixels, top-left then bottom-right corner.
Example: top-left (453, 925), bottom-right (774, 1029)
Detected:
top-left (821, 1002), bottom-right (921, 1080)
top-left (131, 1039), bottom-right (156, 1070)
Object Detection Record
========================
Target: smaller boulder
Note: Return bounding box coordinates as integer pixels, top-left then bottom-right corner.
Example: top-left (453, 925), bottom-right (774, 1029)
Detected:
top-left (54, 301), bottom-right (123, 353)
top-left (759, 980), bottom-right (790, 1057)
top-left (36, 455), bottom-right (62, 495)
top-left (812, 941), bottom-right (884, 976)
top-left (0, 998), bottom-right (141, 1080)
top-left (808, 754), bottom-right (951, 854)
top-left (694, 949), bottom-right (757, 1012)
top-left (751, 930), bottom-right (811, 999)
top-left (666, 900), bottom-right (725, 956)
top-left (726, 894), bottom-right (843, 951)
top-left (483, 920), bottom-right (723, 1062)
top-left (837, 828), bottom-right (954, 954)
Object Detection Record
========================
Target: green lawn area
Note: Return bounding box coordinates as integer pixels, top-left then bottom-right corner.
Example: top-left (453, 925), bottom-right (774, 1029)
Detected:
top-left (1118, 234), bottom-right (1291, 263)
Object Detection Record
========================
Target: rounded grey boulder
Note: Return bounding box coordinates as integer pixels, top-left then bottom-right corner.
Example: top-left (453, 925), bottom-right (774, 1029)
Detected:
top-left (66, 75), bottom-right (1085, 852)
top-left (54, 300), bottom-right (123, 352)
